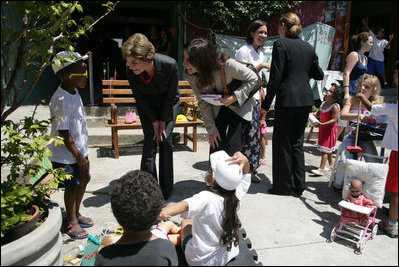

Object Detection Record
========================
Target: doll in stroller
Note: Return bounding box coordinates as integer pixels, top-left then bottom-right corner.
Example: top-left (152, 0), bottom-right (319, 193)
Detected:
top-left (330, 178), bottom-right (378, 254)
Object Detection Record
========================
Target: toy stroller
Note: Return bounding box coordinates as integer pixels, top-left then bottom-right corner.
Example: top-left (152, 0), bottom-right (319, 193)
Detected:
top-left (330, 200), bottom-right (378, 254)
top-left (329, 158), bottom-right (389, 254)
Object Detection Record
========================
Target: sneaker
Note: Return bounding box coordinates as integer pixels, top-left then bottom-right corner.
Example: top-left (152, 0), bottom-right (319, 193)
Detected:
top-left (323, 166), bottom-right (333, 171)
top-left (378, 220), bottom-right (398, 238)
top-left (311, 169), bottom-right (324, 176)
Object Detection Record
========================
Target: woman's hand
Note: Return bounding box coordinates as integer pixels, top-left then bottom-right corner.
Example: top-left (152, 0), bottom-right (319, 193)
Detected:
top-left (158, 121), bottom-right (167, 142)
top-left (209, 133), bottom-right (221, 149)
top-left (218, 94), bottom-right (237, 107)
top-left (226, 151), bottom-right (250, 174)
top-left (152, 121), bottom-right (160, 144)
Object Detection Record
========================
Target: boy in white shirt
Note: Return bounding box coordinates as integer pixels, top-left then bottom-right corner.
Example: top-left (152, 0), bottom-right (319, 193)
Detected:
top-left (49, 51), bottom-right (92, 239)
top-left (159, 151), bottom-right (251, 266)
top-left (362, 17), bottom-right (394, 87)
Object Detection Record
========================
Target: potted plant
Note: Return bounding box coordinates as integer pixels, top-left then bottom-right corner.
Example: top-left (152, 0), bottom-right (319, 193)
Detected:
top-left (1, 105), bottom-right (71, 265)
top-left (1, 2), bottom-right (119, 265)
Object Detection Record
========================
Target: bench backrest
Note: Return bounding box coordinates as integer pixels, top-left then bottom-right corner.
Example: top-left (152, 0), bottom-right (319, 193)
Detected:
top-left (102, 79), bottom-right (196, 105)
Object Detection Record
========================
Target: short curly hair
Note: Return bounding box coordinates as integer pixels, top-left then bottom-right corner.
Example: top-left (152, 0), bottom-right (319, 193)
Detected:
top-left (110, 170), bottom-right (163, 231)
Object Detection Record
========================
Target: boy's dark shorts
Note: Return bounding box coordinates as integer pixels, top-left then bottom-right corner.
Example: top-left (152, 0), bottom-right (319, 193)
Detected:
top-left (52, 158), bottom-right (88, 188)
top-left (181, 234), bottom-right (193, 252)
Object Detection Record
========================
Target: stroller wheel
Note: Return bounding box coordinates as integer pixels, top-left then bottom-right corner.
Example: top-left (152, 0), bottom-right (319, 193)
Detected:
top-left (355, 238), bottom-right (367, 254)
top-left (329, 227), bottom-right (336, 242)
top-left (371, 224), bottom-right (378, 239)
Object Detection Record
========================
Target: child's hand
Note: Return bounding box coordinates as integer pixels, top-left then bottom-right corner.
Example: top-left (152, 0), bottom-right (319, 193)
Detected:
top-left (158, 209), bottom-right (171, 220)
top-left (226, 151), bottom-right (250, 174)
top-left (314, 122), bottom-right (321, 128)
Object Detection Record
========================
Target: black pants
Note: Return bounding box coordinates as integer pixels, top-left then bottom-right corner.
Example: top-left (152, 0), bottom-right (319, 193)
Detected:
top-left (210, 106), bottom-right (250, 157)
top-left (137, 102), bottom-right (179, 199)
top-left (272, 106), bottom-right (311, 194)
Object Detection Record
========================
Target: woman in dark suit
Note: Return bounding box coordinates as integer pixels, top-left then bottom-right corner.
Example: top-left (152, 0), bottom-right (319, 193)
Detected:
top-left (121, 33), bottom-right (179, 199)
top-left (262, 13), bottom-right (324, 196)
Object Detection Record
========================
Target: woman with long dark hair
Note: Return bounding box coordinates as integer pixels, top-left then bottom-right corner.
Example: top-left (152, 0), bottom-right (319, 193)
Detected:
top-left (182, 38), bottom-right (259, 158)
top-left (235, 19), bottom-right (270, 181)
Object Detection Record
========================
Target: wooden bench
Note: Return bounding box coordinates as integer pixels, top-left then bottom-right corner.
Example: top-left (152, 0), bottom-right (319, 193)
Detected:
top-left (102, 79), bottom-right (204, 158)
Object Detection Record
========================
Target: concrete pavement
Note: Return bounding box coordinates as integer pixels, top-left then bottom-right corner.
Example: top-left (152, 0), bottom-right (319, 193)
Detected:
top-left (2, 105), bottom-right (398, 266)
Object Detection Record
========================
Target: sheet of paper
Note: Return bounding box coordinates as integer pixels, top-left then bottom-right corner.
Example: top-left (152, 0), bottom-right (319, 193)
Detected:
top-left (200, 94), bottom-right (223, 106)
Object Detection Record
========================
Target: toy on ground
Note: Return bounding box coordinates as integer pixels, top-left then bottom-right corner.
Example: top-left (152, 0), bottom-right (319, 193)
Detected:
top-left (329, 200), bottom-right (378, 254)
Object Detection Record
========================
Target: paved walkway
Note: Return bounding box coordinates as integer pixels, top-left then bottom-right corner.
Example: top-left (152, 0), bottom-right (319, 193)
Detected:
top-left (51, 139), bottom-right (398, 266)
top-left (2, 105), bottom-right (397, 265)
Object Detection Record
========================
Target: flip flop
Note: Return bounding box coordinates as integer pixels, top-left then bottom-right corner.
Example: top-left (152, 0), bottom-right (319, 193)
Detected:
top-left (66, 221), bottom-right (88, 239)
top-left (77, 213), bottom-right (94, 228)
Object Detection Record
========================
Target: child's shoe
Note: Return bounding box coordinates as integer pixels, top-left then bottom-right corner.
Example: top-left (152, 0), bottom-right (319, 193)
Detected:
top-left (311, 168), bottom-right (324, 176)
top-left (378, 220), bottom-right (398, 238)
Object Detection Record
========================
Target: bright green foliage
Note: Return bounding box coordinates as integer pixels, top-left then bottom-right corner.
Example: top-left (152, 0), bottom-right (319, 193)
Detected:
top-left (1, 103), bottom-right (72, 238)
top-left (1, 1), bottom-right (118, 124)
top-left (184, 1), bottom-right (302, 35)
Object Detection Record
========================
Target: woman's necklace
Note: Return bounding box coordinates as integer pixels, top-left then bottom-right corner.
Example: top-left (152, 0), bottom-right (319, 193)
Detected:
top-left (140, 64), bottom-right (155, 84)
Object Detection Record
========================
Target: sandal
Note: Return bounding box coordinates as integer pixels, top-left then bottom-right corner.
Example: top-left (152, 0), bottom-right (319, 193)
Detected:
top-left (311, 169), bottom-right (324, 176)
top-left (66, 221), bottom-right (88, 239)
top-left (77, 213), bottom-right (94, 228)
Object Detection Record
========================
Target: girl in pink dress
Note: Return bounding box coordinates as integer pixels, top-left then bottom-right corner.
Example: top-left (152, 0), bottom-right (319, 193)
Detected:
top-left (311, 84), bottom-right (345, 176)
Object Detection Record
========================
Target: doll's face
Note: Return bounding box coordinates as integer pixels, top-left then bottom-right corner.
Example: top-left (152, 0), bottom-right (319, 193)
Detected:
top-left (350, 180), bottom-right (363, 198)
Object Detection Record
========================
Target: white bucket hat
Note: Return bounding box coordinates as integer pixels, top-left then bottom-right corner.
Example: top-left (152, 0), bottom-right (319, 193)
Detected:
top-left (210, 150), bottom-right (243, 191)
top-left (51, 51), bottom-right (88, 74)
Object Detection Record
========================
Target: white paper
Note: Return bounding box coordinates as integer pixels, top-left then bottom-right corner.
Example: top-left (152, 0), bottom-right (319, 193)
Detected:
top-left (308, 113), bottom-right (319, 125)
top-left (200, 94), bottom-right (223, 106)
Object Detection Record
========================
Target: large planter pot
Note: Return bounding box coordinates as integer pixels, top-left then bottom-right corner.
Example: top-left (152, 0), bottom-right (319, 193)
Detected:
top-left (1, 200), bottom-right (63, 266)
top-left (2, 204), bottom-right (40, 244)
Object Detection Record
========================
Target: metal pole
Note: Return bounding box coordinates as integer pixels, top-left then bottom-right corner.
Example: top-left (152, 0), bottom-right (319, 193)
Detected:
top-left (88, 51), bottom-right (95, 106)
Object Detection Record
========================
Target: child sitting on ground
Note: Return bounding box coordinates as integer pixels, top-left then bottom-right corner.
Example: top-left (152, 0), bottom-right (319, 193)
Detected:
top-left (311, 83), bottom-right (345, 176)
top-left (341, 178), bottom-right (375, 226)
top-left (94, 170), bottom-right (178, 266)
top-left (158, 151), bottom-right (251, 266)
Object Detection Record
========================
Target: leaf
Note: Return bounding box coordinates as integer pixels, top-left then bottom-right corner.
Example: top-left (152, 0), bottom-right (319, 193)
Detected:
top-left (54, 58), bottom-right (61, 67)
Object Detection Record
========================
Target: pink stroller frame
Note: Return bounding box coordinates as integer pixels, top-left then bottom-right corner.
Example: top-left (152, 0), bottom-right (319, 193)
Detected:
top-left (329, 200), bottom-right (378, 254)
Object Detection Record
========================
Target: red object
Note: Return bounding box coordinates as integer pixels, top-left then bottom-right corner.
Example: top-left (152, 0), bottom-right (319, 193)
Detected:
top-left (139, 64), bottom-right (155, 83)
top-left (385, 151), bottom-right (398, 193)
top-left (346, 146), bottom-right (363, 153)
top-left (84, 250), bottom-right (98, 259)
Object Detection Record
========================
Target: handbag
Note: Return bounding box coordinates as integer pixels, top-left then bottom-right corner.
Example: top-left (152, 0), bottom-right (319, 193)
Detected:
top-left (220, 61), bottom-right (267, 101)
top-left (124, 108), bottom-right (137, 124)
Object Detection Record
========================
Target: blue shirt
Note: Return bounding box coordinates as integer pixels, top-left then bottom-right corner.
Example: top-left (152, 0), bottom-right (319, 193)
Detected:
top-left (349, 52), bottom-right (368, 95)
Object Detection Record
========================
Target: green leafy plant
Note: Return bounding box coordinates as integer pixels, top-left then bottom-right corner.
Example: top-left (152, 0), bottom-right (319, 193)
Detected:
top-left (1, 1), bottom-right (119, 124)
top-left (183, 1), bottom-right (302, 35)
top-left (1, 104), bottom-right (71, 239)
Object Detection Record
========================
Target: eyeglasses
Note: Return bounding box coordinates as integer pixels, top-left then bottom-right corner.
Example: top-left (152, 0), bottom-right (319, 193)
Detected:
top-left (69, 69), bottom-right (88, 79)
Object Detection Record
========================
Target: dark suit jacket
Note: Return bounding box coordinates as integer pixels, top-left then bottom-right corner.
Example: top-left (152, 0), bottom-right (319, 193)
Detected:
top-left (127, 53), bottom-right (179, 123)
top-left (262, 38), bottom-right (324, 111)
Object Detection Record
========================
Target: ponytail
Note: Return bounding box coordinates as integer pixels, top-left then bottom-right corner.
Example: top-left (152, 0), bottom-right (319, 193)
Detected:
top-left (350, 32), bottom-right (371, 52)
top-left (280, 12), bottom-right (302, 38)
top-left (208, 182), bottom-right (240, 251)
